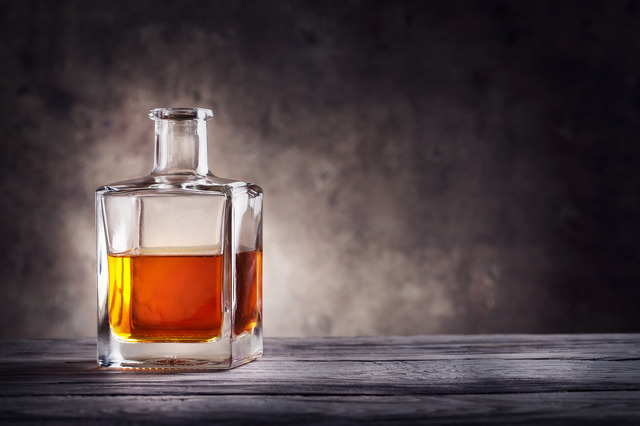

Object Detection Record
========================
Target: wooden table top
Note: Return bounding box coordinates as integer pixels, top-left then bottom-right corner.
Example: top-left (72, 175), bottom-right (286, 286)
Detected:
top-left (1, 334), bottom-right (639, 424)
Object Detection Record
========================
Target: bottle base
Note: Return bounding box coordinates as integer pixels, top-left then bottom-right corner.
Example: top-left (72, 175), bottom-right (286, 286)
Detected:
top-left (98, 328), bottom-right (263, 370)
top-left (98, 349), bottom-right (262, 370)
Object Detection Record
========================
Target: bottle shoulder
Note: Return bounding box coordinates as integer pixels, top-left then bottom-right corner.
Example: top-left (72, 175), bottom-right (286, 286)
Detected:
top-left (96, 173), bottom-right (262, 197)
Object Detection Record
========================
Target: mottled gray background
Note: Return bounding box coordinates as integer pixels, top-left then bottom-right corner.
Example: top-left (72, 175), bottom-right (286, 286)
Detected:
top-left (1, 0), bottom-right (639, 338)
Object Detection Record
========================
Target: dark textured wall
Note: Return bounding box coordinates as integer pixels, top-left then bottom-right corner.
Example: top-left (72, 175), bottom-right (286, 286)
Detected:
top-left (1, 0), bottom-right (639, 338)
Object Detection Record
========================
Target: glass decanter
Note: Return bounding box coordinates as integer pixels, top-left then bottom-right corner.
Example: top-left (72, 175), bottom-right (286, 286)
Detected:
top-left (96, 107), bottom-right (263, 369)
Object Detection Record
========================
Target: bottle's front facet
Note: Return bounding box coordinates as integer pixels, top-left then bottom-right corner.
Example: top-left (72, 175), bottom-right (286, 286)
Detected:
top-left (96, 108), bottom-right (263, 369)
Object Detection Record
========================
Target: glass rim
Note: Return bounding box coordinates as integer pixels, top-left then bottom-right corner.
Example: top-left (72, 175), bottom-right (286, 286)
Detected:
top-left (149, 107), bottom-right (214, 121)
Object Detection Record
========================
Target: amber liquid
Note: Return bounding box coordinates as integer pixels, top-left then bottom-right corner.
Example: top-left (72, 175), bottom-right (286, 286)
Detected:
top-left (234, 250), bottom-right (262, 336)
top-left (108, 250), bottom-right (262, 343)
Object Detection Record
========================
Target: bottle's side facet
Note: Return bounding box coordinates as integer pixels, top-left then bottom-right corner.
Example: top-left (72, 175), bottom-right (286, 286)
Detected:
top-left (230, 183), bottom-right (263, 367)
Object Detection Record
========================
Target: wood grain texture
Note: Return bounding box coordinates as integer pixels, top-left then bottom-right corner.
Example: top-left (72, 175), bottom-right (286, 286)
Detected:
top-left (1, 335), bottom-right (639, 424)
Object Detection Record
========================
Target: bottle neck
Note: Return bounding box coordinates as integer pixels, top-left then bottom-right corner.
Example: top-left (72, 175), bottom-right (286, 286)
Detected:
top-left (151, 119), bottom-right (210, 176)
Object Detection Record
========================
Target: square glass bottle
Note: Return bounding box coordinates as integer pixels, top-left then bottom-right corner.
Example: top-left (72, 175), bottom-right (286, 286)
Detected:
top-left (96, 107), bottom-right (263, 369)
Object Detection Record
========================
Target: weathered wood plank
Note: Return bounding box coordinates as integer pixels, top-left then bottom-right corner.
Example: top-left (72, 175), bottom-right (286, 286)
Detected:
top-left (264, 334), bottom-right (640, 361)
top-left (2, 334), bottom-right (639, 362)
top-left (1, 392), bottom-right (639, 425)
top-left (0, 335), bottom-right (639, 398)
top-left (2, 359), bottom-right (639, 396)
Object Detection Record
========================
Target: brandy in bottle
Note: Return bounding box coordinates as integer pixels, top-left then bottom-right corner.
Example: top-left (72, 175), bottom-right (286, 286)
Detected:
top-left (96, 107), bottom-right (263, 369)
